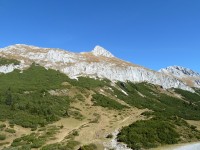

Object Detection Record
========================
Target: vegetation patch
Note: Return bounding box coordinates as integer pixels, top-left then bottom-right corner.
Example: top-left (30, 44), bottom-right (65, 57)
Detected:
top-left (5, 128), bottom-right (16, 133)
top-left (0, 64), bottom-right (112, 128)
top-left (0, 57), bottom-right (20, 66)
top-left (89, 113), bottom-right (101, 124)
top-left (10, 126), bottom-right (59, 149)
top-left (41, 140), bottom-right (80, 150)
top-left (0, 134), bottom-right (6, 140)
top-left (117, 118), bottom-right (180, 149)
top-left (0, 124), bottom-right (6, 130)
top-left (74, 94), bottom-right (85, 102)
top-left (68, 110), bottom-right (85, 121)
top-left (78, 143), bottom-right (97, 150)
top-left (0, 64), bottom-right (73, 128)
top-left (65, 130), bottom-right (79, 141)
top-left (92, 94), bottom-right (127, 110)
top-left (114, 82), bottom-right (200, 149)
top-left (71, 77), bottom-right (110, 90)
top-left (113, 82), bottom-right (200, 120)
top-left (0, 142), bottom-right (9, 146)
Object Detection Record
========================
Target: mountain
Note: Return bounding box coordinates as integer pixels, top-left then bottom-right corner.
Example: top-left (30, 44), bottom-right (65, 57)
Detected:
top-left (159, 66), bottom-right (200, 88)
top-left (0, 44), bottom-right (200, 150)
top-left (0, 44), bottom-right (194, 92)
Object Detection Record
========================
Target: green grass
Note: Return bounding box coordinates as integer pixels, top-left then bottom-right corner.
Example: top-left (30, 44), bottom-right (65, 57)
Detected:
top-left (92, 93), bottom-right (127, 110)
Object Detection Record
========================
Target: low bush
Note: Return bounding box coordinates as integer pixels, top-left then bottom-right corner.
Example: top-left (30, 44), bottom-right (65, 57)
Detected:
top-left (5, 128), bottom-right (16, 133)
top-left (69, 110), bottom-right (84, 121)
top-left (0, 124), bottom-right (6, 129)
top-left (78, 143), bottom-right (97, 150)
top-left (92, 94), bottom-right (127, 110)
top-left (0, 134), bottom-right (6, 140)
top-left (106, 134), bottom-right (113, 139)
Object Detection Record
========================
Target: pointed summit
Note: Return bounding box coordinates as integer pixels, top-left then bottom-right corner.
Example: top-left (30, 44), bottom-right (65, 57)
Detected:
top-left (91, 46), bottom-right (114, 58)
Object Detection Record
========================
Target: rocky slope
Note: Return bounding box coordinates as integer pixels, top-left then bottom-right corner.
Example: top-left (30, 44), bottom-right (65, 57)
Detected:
top-left (0, 44), bottom-right (196, 92)
top-left (159, 66), bottom-right (200, 88)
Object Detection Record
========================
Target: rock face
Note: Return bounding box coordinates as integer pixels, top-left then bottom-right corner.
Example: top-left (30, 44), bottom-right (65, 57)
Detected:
top-left (91, 46), bottom-right (114, 58)
top-left (159, 66), bottom-right (200, 78)
top-left (0, 64), bottom-right (26, 74)
top-left (0, 44), bottom-right (197, 92)
top-left (159, 66), bottom-right (200, 88)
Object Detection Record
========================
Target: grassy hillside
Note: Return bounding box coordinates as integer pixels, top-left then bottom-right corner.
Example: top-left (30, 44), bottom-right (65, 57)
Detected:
top-left (0, 63), bottom-right (112, 128)
top-left (0, 64), bottom-right (73, 128)
top-left (112, 82), bottom-right (200, 120)
top-left (0, 58), bottom-right (200, 150)
top-left (114, 82), bottom-right (200, 149)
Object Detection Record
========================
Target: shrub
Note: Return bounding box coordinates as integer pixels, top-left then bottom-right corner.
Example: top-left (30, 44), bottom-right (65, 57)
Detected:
top-left (72, 130), bottom-right (79, 136)
top-left (74, 94), bottom-right (85, 102)
top-left (0, 124), bottom-right (6, 129)
top-left (69, 110), bottom-right (84, 121)
top-left (92, 94), bottom-right (127, 110)
top-left (0, 134), bottom-right (6, 140)
top-left (0, 142), bottom-right (9, 146)
top-left (78, 144), bottom-right (97, 150)
top-left (106, 134), bottom-right (113, 139)
top-left (191, 125), bottom-right (197, 131)
top-left (5, 128), bottom-right (16, 133)
top-left (65, 140), bottom-right (80, 149)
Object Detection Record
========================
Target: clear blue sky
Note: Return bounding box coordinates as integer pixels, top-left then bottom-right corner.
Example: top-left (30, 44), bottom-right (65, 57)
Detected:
top-left (0, 0), bottom-right (200, 71)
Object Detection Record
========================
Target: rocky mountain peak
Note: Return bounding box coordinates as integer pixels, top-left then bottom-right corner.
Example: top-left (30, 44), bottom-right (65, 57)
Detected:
top-left (91, 46), bottom-right (114, 58)
top-left (159, 66), bottom-right (200, 78)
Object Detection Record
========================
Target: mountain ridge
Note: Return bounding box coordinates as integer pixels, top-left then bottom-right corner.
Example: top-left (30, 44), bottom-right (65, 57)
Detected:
top-left (159, 66), bottom-right (200, 88)
top-left (0, 44), bottom-right (198, 92)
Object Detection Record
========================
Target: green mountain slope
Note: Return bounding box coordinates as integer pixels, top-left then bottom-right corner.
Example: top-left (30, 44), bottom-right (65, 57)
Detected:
top-left (0, 58), bottom-right (200, 150)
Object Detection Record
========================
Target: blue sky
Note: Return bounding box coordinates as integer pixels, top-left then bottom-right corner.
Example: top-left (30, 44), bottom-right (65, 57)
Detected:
top-left (0, 0), bottom-right (200, 71)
